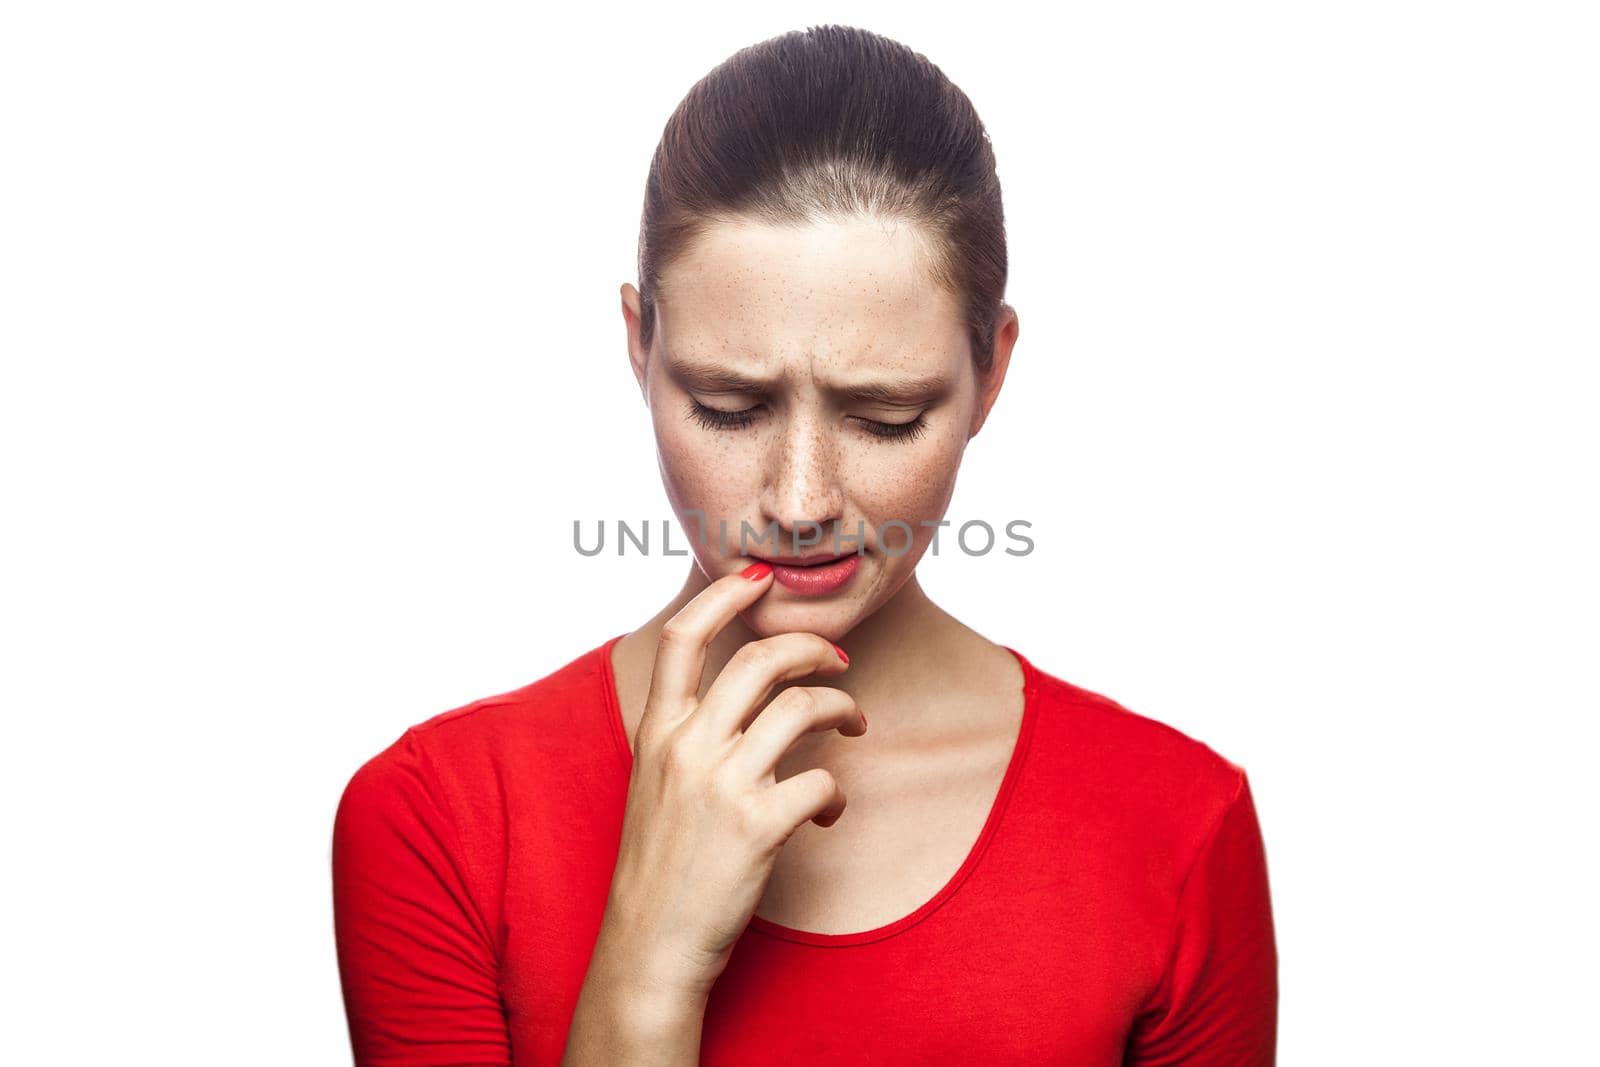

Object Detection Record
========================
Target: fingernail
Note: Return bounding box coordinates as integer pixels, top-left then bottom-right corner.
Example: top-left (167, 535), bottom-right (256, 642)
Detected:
top-left (833, 643), bottom-right (849, 664)
top-left (742, 562), bottom-right (773, 580)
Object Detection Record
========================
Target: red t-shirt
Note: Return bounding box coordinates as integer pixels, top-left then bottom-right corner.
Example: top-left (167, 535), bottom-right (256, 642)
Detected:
top-left (332, 634), bottom-right (1278, 1064)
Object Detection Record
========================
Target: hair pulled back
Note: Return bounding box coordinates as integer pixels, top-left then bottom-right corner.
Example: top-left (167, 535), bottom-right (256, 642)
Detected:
top-left (636, 25), bottom-right (1009, 376)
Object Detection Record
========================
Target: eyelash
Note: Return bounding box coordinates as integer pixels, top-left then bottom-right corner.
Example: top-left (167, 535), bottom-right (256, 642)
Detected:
top-left (687, 400), bottom-right (930, 443)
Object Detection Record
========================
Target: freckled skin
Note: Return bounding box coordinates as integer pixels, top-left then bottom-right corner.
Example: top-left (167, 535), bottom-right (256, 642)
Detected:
top-left (610, 213), bottom-right (1027, 938)
top-left (618, 214), bottom-right (1020, 713)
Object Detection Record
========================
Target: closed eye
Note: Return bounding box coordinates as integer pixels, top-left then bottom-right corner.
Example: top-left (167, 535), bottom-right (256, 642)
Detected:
top-left (687, 401), bottom-right (761, 431)
top-left (687, 400), bottom-right (928, 443)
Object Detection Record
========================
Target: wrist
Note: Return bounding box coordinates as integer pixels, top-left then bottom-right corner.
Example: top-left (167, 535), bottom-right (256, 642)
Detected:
top-left (567, 950), bottom-right (707, 1065)
top-left (588, 936), bottom-right (713, 1016)
top-left (594, 893), bottom-right (720, 1004)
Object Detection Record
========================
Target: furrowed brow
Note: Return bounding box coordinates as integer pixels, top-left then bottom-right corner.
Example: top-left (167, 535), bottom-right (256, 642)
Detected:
top-left (667, 357), bottom-right (949, 405)
top-left (667, 358), bottom-right (772, 393)
top-left (829, 376), bottom-right (950, 405)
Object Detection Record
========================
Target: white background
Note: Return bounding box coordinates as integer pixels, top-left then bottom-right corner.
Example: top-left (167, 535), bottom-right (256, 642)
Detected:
top-left (3, 2), bottom-right (1595, 1062)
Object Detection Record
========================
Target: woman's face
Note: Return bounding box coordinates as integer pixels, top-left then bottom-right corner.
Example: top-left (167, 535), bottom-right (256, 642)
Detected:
top-left (623, 214), bottom-right (1013, 642)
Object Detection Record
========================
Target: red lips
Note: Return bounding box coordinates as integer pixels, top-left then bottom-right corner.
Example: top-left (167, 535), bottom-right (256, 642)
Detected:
top-left (760, 554), bottom-right (862, 595)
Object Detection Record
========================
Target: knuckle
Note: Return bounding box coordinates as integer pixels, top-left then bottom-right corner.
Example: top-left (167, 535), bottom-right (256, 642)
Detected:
top-left (659, 730), bottom-right (701, 780)
top-left (778, 686), bottom-right (818, 718)
top-left (735, 640), bottom-right (774, 674)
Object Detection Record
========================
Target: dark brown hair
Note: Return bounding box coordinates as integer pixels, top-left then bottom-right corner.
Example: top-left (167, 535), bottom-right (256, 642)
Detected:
top-left (636, 25), bottom-right (1009, 377)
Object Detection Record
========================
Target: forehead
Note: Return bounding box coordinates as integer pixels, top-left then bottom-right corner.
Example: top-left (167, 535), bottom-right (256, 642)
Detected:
top-left (654, 215), bottom-right (968, 373)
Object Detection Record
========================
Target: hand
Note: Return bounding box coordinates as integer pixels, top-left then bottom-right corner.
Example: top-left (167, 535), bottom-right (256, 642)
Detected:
top-left (600, 562), bottom-right (866, 1001)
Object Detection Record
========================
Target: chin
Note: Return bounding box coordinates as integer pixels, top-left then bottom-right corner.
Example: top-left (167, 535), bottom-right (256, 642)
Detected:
top-left (738, 597), bottom-right (860, 643)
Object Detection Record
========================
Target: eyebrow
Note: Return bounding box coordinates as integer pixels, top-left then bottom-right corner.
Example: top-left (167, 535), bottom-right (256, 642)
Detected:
top-left (667, 357), bottom-right (951, 406)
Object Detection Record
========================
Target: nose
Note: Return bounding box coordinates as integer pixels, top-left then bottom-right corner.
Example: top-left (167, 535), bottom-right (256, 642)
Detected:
top-left (759, 410), bottom-right (845, 547)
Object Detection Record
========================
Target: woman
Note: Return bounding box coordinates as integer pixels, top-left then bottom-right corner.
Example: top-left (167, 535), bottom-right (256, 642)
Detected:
top-left (333, 25), bottom-right (1277, 1066)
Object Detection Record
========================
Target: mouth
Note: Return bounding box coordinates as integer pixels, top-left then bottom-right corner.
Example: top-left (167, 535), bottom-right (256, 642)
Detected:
top-left (751, 551), bottom-right (856, 567)
top-left (747, 551), bottom-right (864, 596)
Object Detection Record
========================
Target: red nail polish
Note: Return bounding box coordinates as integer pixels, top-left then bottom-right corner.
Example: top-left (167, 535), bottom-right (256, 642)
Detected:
top-left (833, 644), bottom-right (849, 664)
top-left (742, 561), bottom-right (773, 581)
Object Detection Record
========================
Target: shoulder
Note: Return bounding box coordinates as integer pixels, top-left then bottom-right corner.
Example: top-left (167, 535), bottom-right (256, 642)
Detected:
top-left (1031, 664), bottom-right (1244, 790)
top-left (337, 635), bottom-right (625, 822)
top-left (1016, 651), bottom-right (1254, 872)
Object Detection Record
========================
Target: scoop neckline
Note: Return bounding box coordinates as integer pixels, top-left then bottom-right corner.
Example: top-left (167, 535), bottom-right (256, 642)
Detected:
top-left (595, 631), bottom-right (1041, 949)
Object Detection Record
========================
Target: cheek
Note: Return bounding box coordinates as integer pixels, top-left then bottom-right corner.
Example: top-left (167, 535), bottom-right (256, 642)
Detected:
top-left (848, 434), bottom-right (966, 525)
top-left (652, 409), bottom-right (754, 515)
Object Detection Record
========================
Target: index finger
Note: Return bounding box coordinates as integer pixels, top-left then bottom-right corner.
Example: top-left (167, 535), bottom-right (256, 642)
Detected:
top-left (646, 561), bottom-right (775, 713)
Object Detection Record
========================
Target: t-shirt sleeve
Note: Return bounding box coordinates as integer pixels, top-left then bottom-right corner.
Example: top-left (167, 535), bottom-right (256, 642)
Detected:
top-left (1125, 769), bottom-right (1279, 1066)
top-left (331, 728), bottom-right (511, 1066)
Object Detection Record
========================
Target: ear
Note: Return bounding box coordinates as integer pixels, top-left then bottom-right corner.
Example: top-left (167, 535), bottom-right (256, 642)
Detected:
top-left (968, 303), bottom-right (1019, 439)
top-left (620, 282), bottom-right (650, 404)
